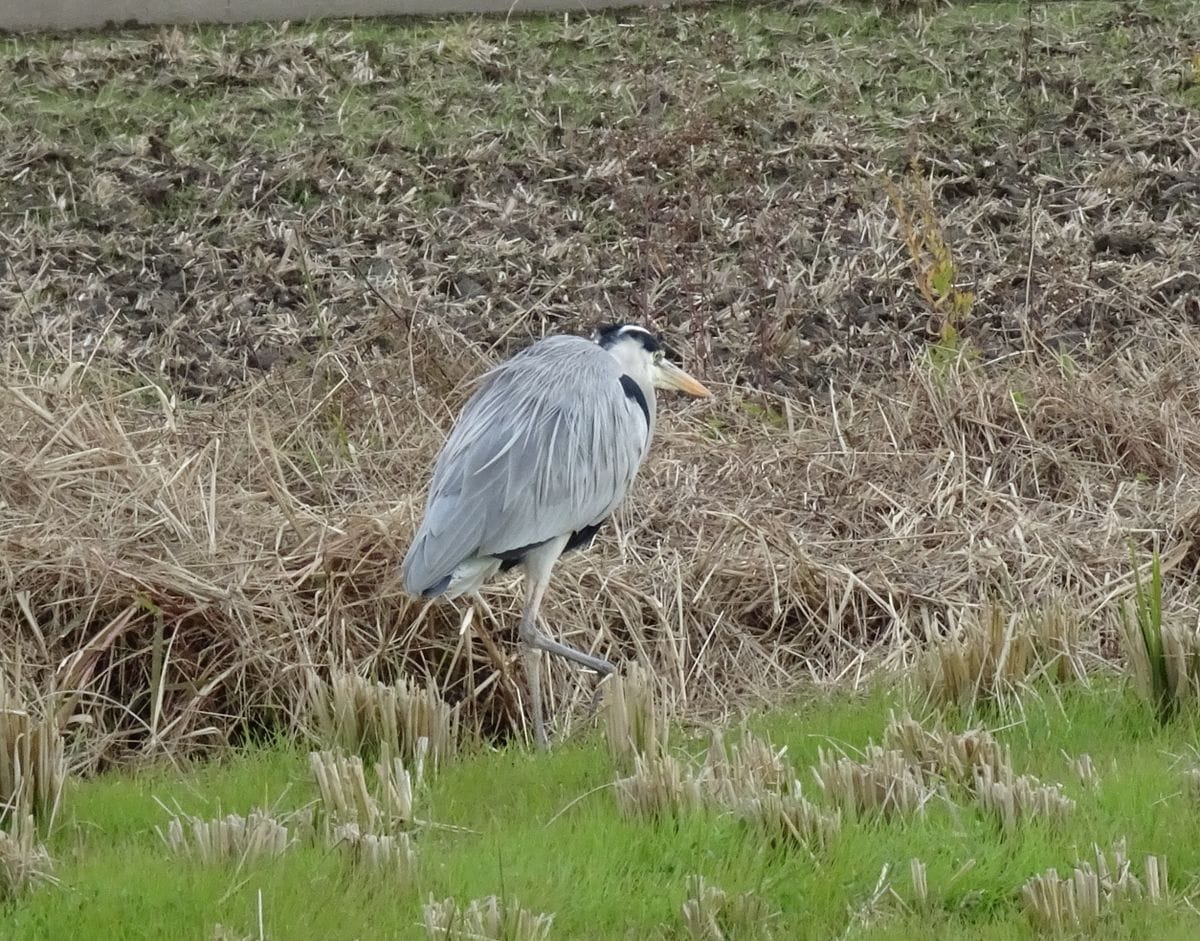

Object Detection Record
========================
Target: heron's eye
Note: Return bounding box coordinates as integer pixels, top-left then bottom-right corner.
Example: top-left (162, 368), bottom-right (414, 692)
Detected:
top-left (653, 351), bottom-right (665, 364)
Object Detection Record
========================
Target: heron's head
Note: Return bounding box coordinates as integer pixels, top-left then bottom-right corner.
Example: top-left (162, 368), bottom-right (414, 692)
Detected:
top-left (594, 323), bottom-right (711, 397)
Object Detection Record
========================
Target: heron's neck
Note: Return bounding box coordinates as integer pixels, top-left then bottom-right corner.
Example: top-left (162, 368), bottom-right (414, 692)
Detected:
top-left (605, 346), bottom-right (658, 434)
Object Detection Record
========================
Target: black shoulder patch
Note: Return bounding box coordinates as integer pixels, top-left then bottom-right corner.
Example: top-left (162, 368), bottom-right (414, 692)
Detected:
top-left (619, 374), bottom-right (650, 424)
top-left (564, 521), bottom-right (605, 555)
top-left (495, 537), bottom-right (550, 572)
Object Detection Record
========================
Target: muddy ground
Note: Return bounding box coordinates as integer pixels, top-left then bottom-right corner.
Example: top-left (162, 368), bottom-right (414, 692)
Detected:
top-left (1, 1), bottom-right (1197, 397)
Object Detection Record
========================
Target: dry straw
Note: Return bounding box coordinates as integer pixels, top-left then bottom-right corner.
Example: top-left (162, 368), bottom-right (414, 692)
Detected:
top-left (310, 740), bottom-right (423, 835)
top-left (1063, 751), bottom-right (1098, 789)
top-left (918, 603), bottom-right (1087, 709)
top-left (330, 823), bottom-right (416, 878)
top-left (1, 323), bottom-right (1197, 759)
top-left (909, 858), bottom-right (929, 909)
top-left (153, 741), bottom-right (426, 875)
top-left (613, 727), bottom-right (841, 852)
top-left (733, 783), bottom-right (841, 855)
top-left (0, 673), bottom-right (65, 830)
top-left (883, 712), bottom-right (1011, 788)
top-left (974, 765), bottom-right (1075, 832)
top-left (1119, 552), bottom-right (1200, 724)
top-left (1185, 767), bottom-right (1200, 805)
top-left (614, 751), bottom-right (708, 819)
top-left (310, 751), bottom-right (380, 832)
top-left (614, 730), bottom-right (792, 820)
top-left (881, 711), bottom-right (1077, 826)
top-left (703, 730), bottom-right (793, 804)
top-left (604, 662), bottom-right (671, 768)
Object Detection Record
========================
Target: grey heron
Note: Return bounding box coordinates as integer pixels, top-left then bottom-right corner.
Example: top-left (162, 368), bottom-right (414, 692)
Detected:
top-left (402, 323), bottom-right (710, 747)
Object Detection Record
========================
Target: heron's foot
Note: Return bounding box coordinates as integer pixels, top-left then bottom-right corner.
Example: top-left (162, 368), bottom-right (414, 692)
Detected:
top-left (518, 621), bottom-right (614, 751)
top-left (518, 621), bottom-right (614, 676)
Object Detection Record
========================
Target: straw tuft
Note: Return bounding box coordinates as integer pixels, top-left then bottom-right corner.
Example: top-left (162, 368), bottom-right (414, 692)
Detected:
top-left (1022, 841), bottom-right (1168, 932)
top-left (681, 874), bottom-right (778, 941)
top-left (422, 895), bottom-right (553, 941)
top-left (0, 673), bottom-right (65, 829)
top-left (814, 746), bottom-right (937, 820)
top-left (0, 814), bottom-right (56, 901)
top-left (159, 810), bottom-right (291, 863)
top-left (305, 669), bottom-right (462, 769)
top-left (604, 662), bottom-right (671, 769)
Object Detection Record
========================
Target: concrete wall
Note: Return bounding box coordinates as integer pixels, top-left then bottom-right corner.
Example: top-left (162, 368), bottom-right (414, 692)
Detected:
top-left (3, 0), bottom-right (696, 33)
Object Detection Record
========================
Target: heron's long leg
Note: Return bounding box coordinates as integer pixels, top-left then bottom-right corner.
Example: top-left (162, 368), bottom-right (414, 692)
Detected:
top-left (522, 643), bottom-right (546, 750)
top-left (517, 538), bottom-right (616, 748)
top-left (526, 631), bottom-right (615, 675)
top-left (516, 550), bottom-right (555, 750)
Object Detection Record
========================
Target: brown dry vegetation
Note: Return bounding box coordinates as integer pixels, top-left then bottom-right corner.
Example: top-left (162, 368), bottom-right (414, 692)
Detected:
top-left (1, 1), bottom-right (1200, 762)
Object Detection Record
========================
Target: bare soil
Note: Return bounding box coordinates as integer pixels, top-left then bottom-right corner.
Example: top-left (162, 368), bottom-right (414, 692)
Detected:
top-left (2, 2), bottom-right (1198, 393)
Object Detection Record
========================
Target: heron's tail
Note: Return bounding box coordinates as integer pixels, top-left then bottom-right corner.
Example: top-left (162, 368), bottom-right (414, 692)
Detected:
top-left (401, 532), bottom-right (441, 598)
top-left (403, 536), bottom-right (499, 600)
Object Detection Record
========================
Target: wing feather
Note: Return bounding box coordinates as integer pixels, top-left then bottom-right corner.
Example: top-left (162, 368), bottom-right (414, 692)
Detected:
top-left (403, 336), bottom-right (649, 595)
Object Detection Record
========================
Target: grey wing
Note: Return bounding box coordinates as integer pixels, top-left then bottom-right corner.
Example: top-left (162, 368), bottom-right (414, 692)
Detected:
top-left (402, 337), bottom-right (649, 595)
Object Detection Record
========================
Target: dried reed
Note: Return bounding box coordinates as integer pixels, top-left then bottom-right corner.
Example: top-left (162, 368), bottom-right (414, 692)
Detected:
top-left (974, 765), bottom-right (1075, 831)
top-left (614, 730), bottom-right (791, 819)
top-left (331, 823), bottom-right (416, 878)
top-left (883, 712), bottom-right (1011, 787)
top-left (0, 673), bottom-right (65, 829)
top-left (604, 662), bottom-right (670, 768)
top-left (733, 783), bottom-right (841, 854)
top-left (309, 741), bottom-right (422, 837)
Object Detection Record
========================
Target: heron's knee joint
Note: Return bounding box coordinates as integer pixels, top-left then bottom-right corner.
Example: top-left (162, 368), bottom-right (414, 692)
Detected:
top-left (518, 619), bottom-right (546, 646)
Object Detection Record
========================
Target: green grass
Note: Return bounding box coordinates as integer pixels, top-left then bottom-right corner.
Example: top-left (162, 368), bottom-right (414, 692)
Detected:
top-left (5, 680), bottom-right (1200, 939)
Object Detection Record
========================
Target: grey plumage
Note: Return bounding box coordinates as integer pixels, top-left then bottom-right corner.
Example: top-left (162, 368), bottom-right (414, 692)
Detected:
top-left (403, 336), bottom-right (650, 597)
top-left (402, 324), bottom-right (709, 748)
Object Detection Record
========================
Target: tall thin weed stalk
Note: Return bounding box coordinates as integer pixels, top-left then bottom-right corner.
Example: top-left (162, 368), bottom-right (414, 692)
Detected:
top-left (1120, 551), bottom-right (1200, 723)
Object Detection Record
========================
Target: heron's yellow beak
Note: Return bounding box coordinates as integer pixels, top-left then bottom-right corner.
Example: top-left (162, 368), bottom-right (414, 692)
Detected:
top-left (654, 360), bottom-right (711, 398)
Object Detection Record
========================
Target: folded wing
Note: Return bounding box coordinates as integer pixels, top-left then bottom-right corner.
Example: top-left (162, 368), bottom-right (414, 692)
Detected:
top-left (402, 336), bottom-right (650, 596)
